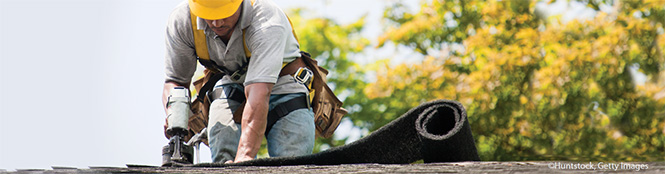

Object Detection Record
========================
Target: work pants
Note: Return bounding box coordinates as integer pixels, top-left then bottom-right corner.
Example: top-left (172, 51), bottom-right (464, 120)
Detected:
top-left (207, 83), bottom-right (315, 162)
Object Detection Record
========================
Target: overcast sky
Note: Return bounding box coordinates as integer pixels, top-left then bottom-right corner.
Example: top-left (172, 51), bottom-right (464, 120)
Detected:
top-left (0, 0), bottom-right (423, 171)
top-left (0, 0), bottom-right (603, 171)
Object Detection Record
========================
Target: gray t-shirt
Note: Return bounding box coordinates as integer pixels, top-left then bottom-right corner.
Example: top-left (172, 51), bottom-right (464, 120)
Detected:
top-left (164, 0), bottom-right (307, 95)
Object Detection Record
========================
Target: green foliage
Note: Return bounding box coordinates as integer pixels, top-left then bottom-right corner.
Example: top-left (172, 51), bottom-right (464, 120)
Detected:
top-left (286, 9), bottom-right (371, 151)
top-left (288, 0), bottom-right (665, 161)
top-left (369, 0), bottom-right (665, 161)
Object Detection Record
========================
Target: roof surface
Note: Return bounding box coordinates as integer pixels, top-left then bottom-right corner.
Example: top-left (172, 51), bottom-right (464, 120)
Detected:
top-left (6, 162), bottom-right (665, 173)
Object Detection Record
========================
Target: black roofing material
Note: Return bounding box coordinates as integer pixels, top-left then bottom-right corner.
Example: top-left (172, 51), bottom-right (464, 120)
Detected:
top-left (194, 99), bottom-right (480, 166)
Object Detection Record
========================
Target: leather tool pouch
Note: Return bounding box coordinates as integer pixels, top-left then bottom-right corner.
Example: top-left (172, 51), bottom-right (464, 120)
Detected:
top-left (186, 69), bottom-right (216, 146)
top-left (299, 52), bottom-right (347, 138)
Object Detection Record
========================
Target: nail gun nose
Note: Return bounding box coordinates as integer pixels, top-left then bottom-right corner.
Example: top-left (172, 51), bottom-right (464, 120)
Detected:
top-left (171, 135), bottom-right (185, 161)
top-left (162, 134), bottom-right (194, 166)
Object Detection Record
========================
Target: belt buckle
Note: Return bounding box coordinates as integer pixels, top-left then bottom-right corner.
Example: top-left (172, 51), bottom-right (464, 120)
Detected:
top-left (230, 67), bottom-right (247, 81)
top-left (231, 71), bottom-right (242, 81)
top-left (294, 67), bottom-right (313, 87)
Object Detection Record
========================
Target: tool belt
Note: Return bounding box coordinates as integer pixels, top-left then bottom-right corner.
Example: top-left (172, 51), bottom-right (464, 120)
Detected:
top-left (223, 87), bottom-right (310, 135)
top-left (177, 51), bottom-right (346, 145)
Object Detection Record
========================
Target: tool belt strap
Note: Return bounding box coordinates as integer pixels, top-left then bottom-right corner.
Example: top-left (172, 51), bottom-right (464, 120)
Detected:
top-left (279, 56), bottom-right (307, 77)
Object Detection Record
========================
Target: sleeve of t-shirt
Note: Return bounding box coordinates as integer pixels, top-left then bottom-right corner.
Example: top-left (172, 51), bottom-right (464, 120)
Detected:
top-left (164, 3), bottom-right (197, 86)
top-left (243, 25), bottom-right (287, 86)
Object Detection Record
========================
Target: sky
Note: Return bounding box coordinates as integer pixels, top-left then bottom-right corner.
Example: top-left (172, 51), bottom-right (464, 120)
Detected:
top-left (0, 0), bottom-right (619, 171)
top-left (0, 0), bottom-right (419, 171)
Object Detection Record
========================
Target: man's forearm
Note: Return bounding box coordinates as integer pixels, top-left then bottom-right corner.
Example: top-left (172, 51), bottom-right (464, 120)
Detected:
top-left (234, 83), bottom-right (273, 162)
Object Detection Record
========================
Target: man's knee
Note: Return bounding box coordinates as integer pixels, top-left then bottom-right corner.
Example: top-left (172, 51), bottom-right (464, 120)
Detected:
top-left (208, 122), bottom-right (241, 162)
top-left (208, 96), bottom-right (242, 162)
top-left (208, 98), bottom-right (236, 127)
top-left (267, 108), bottom-right (315, 157)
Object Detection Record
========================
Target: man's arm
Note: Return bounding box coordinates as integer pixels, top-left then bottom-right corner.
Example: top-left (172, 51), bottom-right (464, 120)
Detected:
top-left (233, 82), bottom-right (274, 163)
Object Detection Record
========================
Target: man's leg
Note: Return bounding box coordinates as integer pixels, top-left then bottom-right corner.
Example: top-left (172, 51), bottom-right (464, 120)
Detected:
top-left (207, 83), bottom-right (243, 162)
top-left (266, 93), bottom-right (316, 157)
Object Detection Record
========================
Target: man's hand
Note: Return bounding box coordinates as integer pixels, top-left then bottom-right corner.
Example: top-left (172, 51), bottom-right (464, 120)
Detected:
top-left (234, 82), bottom-right (273, 163)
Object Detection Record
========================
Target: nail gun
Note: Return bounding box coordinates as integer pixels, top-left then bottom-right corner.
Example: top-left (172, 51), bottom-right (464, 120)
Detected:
top-left (162, 87), bottom-right (194, 166)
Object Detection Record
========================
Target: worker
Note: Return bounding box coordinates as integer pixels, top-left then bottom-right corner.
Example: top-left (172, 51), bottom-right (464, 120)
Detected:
top-left (162, 0), bottom-right (315, 163)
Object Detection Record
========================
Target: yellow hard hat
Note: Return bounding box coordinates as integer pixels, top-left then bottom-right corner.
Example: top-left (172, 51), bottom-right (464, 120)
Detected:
top-left (188, 0), bottom-right (243, 20)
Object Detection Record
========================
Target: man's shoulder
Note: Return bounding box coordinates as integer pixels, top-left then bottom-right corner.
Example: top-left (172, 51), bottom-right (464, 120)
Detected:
top-left (165, 1), bottom-right (194, 41)
top-left (245, 0), bottom-right (288, 31)
top-left (168, 1), bottom-right (191, 25)
top-left (165, 1), bottom-right (195, 51)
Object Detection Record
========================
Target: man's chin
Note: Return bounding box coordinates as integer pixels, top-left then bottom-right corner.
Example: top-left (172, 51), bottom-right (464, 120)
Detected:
top-left (213, 30), bottom-right (231, 37)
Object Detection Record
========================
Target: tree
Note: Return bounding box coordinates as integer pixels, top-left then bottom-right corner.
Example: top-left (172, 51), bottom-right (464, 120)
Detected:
top-left (286, 9), bottom-right (372, 152)
top-left (364, 0), bottom-right (665, 161)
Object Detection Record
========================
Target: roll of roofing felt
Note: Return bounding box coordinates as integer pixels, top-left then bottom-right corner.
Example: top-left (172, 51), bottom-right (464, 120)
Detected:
top-left (194, 99), bottom-right (480, 167)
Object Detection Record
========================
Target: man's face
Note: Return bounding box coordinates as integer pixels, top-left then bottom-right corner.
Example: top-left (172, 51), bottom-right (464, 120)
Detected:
top-left (203, 5), bottom-right (242, 38)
